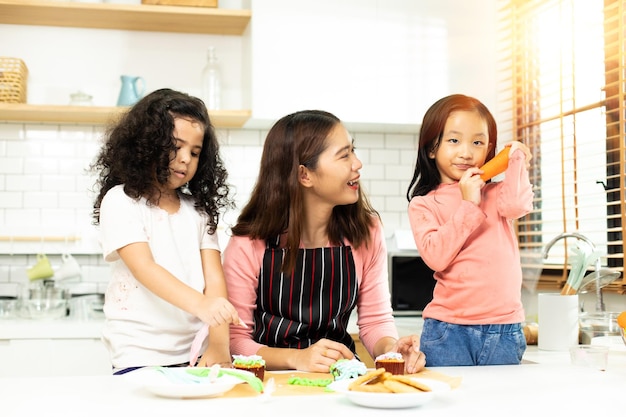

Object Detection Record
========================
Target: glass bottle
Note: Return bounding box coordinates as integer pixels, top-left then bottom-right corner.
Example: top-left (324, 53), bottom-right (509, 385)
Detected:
top-left (201, 46), bottom-right (222, 110)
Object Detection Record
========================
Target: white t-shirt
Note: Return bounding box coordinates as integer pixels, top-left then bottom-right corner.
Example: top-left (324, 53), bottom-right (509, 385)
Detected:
top-left (99, 185), bottom-right (220, 369)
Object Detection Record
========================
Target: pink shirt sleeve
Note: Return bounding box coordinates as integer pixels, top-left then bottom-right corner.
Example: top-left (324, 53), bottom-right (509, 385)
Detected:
top-left (352, 219), bottom-right (399, 356)
top-left (223, 235), bottom-right (267, 356)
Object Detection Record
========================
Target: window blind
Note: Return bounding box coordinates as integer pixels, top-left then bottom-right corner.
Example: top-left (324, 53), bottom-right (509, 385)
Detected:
top-left (496, 0), bottom-right (625, 293)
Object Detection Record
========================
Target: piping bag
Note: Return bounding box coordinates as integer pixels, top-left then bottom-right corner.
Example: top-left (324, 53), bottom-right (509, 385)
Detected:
top-left (479, 147), bottom-right (510, 181)
top-left (189, 326), bottom-right (210, 365)
top-left (189, 321), bottom-right (248, 365)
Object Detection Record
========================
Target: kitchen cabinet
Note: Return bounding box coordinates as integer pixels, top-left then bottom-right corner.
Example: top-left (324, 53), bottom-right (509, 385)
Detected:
top-left (0, 0), bottom-right (252, 127)
top-left (0, 319), bottom-right (110, 377)
top-left (0, 338), bottom-right (111, 377)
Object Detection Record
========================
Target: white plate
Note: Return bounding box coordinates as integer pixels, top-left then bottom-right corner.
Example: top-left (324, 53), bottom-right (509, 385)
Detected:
top-left (328, 377), bottom-right (451, 409)
top-left (123, 367), bottom-right (245, 399)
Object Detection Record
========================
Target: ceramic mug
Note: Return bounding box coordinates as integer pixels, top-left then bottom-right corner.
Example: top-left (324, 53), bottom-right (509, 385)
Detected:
top-left (26, 254), bottom-right (54, 281)
top-left (54, 253), bottom-right (82, 281)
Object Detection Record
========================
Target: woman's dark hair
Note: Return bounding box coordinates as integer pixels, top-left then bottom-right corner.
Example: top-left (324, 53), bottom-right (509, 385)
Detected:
top-left (90, 88), bottom-right (233, 234)
top-left (231, 109), bottom-right (379, 272)
top-left (406, 94), bottom-right (497, 201)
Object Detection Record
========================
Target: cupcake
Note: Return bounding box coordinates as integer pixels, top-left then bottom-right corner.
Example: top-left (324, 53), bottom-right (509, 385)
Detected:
top-left (232, 355), bottom-right (266, 380)
top-left (330, 358), bottom-right (367, 380)
top-left (374, 352), bottom-right (405, 375)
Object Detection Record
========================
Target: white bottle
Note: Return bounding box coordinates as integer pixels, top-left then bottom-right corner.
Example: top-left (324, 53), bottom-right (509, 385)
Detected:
top-left (201, 46), bottom-right (222, 110)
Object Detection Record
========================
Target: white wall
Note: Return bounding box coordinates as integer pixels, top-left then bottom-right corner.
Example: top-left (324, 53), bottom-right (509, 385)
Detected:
top-left (0, 24), bottom-right (245, 109)
top-left (0, 0), bottom-right (499, 295)
top-left (248, 0), bottom-right (498, 126)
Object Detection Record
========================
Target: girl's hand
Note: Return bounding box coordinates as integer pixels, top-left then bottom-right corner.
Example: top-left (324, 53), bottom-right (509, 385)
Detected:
top-left (505, 141), bottom-right (532, 169)
top-left (196, 353), bottom-right (233, 369)
top-left (198, 296), bottom-right (242, 328)
top-left (391, 334), bottom-right (426, 374)
top-left (459, 167), bottom-right (485, 205)
top-left (292, 338), bottom-right (355, 372)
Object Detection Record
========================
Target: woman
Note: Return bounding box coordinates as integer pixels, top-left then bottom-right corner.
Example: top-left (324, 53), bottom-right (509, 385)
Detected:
top-left (224, 110), bottom-right (425, 373)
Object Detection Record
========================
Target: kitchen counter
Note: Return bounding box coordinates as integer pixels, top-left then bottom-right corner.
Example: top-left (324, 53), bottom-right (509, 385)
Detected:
top-left (1, 314), bottom-right (625, 415)
top-left (1, 352), bottom-right (624, 416)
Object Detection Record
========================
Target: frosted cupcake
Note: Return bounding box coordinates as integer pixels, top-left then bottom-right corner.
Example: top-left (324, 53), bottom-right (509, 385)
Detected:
top-left (374, 352), bottom-right (405, 375)
top-left (232, 355), bottom-right (266, 380)
top-left (330, 358), bottom-right (367, 380)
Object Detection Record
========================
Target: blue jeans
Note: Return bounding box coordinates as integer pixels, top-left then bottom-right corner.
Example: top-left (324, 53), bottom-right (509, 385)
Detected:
top-left (420, 318), bottom-right (526, 366)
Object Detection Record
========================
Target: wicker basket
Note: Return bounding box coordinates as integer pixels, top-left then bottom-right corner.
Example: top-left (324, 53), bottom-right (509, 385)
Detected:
top-left (0, 58), bottom-right (28, 103)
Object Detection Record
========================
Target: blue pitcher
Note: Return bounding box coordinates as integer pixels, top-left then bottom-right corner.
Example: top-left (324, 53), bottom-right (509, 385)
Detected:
top-left (116, 75), bottom-right (145, 107)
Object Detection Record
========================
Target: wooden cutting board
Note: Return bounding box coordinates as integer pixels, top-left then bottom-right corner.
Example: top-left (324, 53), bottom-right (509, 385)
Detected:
top-left (221, 368), bottom-right (462, 398)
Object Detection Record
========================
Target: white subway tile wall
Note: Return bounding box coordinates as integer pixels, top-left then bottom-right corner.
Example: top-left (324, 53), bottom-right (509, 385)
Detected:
top-left (0, 122), bottom-right (418, 295)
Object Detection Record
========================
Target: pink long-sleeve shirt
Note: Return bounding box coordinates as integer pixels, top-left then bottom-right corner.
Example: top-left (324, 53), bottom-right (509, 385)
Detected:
top-left (408, 149), bottom-right (534, 324)
top-left (223, 219), bottom-right (399, 358)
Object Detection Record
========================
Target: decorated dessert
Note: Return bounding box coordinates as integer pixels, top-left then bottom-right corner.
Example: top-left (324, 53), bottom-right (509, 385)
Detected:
top-left (374, 352), bottom-right (405, 375)
top-left (329, 358), bottom-right (367, 380)
top-left (232, 354), bottom-right (266, 381)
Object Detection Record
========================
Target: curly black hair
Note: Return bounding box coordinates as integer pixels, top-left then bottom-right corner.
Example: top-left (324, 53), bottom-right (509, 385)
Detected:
top-left (89, 88), bottom-right (233, 234)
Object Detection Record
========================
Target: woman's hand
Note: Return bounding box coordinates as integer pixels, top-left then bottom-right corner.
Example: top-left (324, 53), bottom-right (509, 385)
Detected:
top-left (292, 338), bottom-right (355, 372)
top-left (392, 334), bottom-right (426, 374)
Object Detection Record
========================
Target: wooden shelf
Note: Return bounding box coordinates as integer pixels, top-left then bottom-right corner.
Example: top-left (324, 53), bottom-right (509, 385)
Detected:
top-left (0, 103), bottom-right (251, 128)
top-left (0, 0), bottom-right (251, 35)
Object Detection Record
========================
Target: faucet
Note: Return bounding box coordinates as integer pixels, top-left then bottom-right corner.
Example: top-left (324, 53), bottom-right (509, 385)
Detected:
top-left (542, 232), bottom-right (596, 257)
top-left (542, 232), bottom-right (605, 312)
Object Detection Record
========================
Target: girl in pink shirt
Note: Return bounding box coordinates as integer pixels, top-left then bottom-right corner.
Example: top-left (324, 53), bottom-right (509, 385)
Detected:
top-left (224, 110), bottom-right (425, 373)
top-left (407, 94), bottom-right (534, 366)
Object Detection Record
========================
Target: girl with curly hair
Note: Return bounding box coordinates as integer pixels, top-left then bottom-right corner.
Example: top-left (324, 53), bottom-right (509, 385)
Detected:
top-left (91, 88), bottom-right (240, 374)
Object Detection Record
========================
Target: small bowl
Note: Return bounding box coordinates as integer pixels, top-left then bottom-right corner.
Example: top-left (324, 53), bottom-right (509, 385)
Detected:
top-left (569, 345), bottom-right (609, 371)
top-left (22, 299), bottom-right (68, 320)
top-left (578, 312), bottom-right (622, 344)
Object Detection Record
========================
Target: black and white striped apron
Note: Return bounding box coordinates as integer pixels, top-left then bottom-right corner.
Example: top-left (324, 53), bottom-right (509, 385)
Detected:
top-left (252, 237), bottom-right (358, 354)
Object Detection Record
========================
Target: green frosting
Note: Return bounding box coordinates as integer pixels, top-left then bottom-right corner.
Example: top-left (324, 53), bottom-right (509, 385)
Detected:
top-left (287, 377), bottom-right (333, 387)
top-left (185, 367), bottom-right (265, 393)
top-left (232, 354), bottom-right (266, 367)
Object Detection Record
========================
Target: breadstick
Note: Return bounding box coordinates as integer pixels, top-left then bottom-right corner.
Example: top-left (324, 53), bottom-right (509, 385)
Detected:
top-left (383, 379), bottom-right (422, 393)
top-left (350, 382), bottom-right (393, 393)
top-left (389, 375), bottom-right (432, 392)
top-left (348, 368), bottom-right (385, 390)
